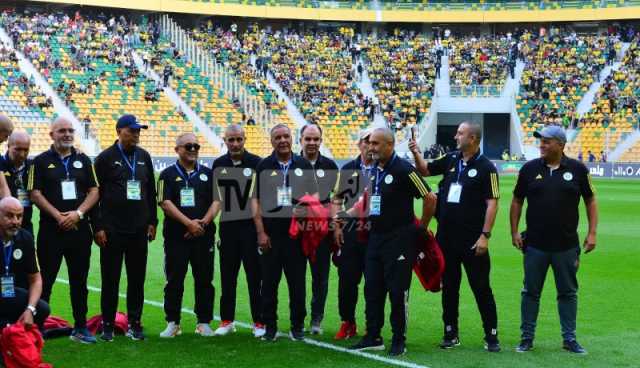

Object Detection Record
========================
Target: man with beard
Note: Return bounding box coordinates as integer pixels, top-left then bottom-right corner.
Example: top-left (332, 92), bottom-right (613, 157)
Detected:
top-left (212, 125), bottom-right (264, 338)
top-left (28, 118), bottom-right (99, 343)
top-left (299, 124), bottom-right (338, 335)
top-left (252, 124), bottom-right (318, 342)
top-left (0, 197), bottom-right (50, 327)
top-left (93, 114), bottom-right (157, 342)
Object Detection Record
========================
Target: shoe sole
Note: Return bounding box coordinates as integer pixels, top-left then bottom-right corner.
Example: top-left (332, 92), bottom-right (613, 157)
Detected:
top-left (100, 336), bottom-right (114, 342)
top-left (388, 348), bottom-right (407, 356)
top-left (289, 332), bottom-right (305, 341)
top-left (126, 333), bottom-right (145, 341)
top-left (69, 335), bottom-right (96, 344)
top-left (439, 342), bottom-right (461, 349)
top-left (563, 347), bottom-right (588, 355)
top-left (515, 347), bottom-right (533, 353)
top-left (261, 336), bottom-right (277, 342)
top-left (213, 328), bottom-right (236, 336)
top-left (159, 330), bottom-right (182, 338)
top-left (484, 345), bottom-right (501, 353)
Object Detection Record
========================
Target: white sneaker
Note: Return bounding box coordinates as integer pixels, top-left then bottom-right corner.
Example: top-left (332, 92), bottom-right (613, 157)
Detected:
top-left (195, 323), bottom-right (215, 337)
top-left (159, 322), bottom-right (182, 338)
top-left (252, 323), bottom-right (266, 338)
top-left (310, 320), bottom-right (323, 335)
top-left (213, 321), bottom-right (236, 336)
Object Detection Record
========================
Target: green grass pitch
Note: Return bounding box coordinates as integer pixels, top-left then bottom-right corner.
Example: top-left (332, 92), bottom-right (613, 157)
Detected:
top-left (37, 176), bottom-right (639, 368)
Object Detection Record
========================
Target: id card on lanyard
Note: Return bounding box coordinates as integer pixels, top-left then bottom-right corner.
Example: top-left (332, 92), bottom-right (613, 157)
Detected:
top-left (447, 158), bottom-right (474, 204)
top-left (59, 156), bottom-right (77, 200)
top-left (369, 154), bottom-right (395, 216)
top-left (277, 160), bottom-right (292, 207)
top-left (174, 163), bottom-right (199, 208)
top-left (1, 242), bottom-right (15, 298)
top-left (9, 158), bottom-right (31, 207)
top-left (118, 144), bottom-right (141, 201)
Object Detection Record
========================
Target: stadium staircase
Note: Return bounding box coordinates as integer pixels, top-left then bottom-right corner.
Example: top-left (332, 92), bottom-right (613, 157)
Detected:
top-left (130, 50), bottom-right (224, 153)
top-left (354, 56), bottom-right (386, 127)
top-left (607, 129), bottom-right (640, 161)
top-left (435, 53), bottom-right (450, 97)
top-left (575, 42), bottom-right (632, 118)
top-left (0, 27), bottom-right (100, 155)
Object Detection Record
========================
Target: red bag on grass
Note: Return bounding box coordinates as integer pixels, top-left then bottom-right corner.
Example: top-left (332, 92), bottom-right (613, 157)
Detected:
top-left (0, 322), bottom-right (52, 368)
top-left (86, 313), bottom-right (129, 335)
top-left (41, 316), bottom-right (72, 340)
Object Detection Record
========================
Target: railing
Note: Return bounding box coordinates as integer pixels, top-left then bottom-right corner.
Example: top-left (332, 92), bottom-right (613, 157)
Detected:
top-left (449, 84), bottom-right (504, 97)
top-left (160, 15), bottom-right (275, 131)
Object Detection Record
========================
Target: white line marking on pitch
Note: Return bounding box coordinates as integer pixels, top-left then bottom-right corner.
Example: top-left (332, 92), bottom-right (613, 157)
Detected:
top-left (56, 278), bottom-right (429, 368)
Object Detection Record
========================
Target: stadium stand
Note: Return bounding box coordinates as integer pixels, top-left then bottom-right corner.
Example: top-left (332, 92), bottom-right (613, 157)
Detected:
top-left (0, 44), bottom-right (55, 153)
top-left (3, 11), bottom-right (219, 157)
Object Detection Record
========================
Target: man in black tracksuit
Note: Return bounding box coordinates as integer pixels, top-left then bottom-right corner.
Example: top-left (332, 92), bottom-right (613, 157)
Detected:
top-left (349, 127), bottom-right (435, 356)
top-left (158, 133), bottom-right (216, 338)
top-left (331, 129), bottom-right (373, 340)
top-left (411, 121), bottom-right (500, 352)
top-left (28, 118), bottom-right (99, 343)
top-left (299, 124), bottom-right (338, 335)
top-left (1, 132), bottom-right (34, 234)
top-left (93, 115), bottom-right (158, 341)
top-left (211, 124), bottom-right (263, 337)
top-left (252, 124), bottom-right (318, 342)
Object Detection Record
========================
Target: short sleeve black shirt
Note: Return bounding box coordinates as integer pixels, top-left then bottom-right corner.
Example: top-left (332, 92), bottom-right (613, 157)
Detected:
top-left (0, 155), bottom-right (33, 230)
top-left (369, 154), bottom-right (431, 234)
top-left (306, 153), bottom-right (339, 205)
top-left (0, 229), bottom-right (39, 290)
top-left (28, 147), bottom-right (98, 226)
top-left (212, 151), bottom-right (261, 225)
top-left (158, 162), bottom-right (214, 239)
top-left (335, 156), bottom-right (374, 210)
top-left (513, 156), bottom-right (595, 252)
top-left (427, 151), bottom-right (500, 241)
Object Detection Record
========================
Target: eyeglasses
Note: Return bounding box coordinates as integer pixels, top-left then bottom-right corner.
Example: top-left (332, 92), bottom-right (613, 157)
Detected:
top-left (225, 137), bottom-right (244, 143)
top-left (181, 143), bottom-right (201, 152)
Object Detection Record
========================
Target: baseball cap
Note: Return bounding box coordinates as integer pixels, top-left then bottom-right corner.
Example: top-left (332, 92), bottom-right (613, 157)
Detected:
top-left (116, 114), bottom-right (148, 130)
top-left (533, 125), bottom-right (566, 144)
top-left (358, 128), bottom-right (372, 141)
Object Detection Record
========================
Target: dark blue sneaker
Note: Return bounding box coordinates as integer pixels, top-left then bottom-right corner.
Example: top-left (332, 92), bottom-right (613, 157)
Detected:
top-left (515, 338), bottom-right (533, 353)
top-left (100, 324), bottom-right (114, 342)
top-left (126, 323), bottom-right (145, 341)
top-left (563, 340), bottom-right (587, 355)
top-left (70, 327), bottom-right (97, 344)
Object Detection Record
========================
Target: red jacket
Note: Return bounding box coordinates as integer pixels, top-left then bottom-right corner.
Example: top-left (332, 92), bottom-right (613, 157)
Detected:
top-left (0, 323), bottom-right (52, 368)
top-left (289, 195), bottom-right (330, 263)
top-left (412, 218), bottom-right (445, 292)
top-left (86, 312), bottom-right (129, 335)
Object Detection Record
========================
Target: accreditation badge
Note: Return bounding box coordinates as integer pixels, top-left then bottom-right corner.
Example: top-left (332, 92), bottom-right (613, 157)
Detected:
top-left (447, 183), bottom-right (462, 203)
top-left (126, 180), bottom-right (142, 201)
top-left (61, 179), bottom-right (78, 200)
top-left (1, 275), bottom-right (15, 298)
top-left (369, 195), bottom-right (382, 216)
top-left (17, 188), bottom-right (30, 207)
top-left (180, 188), bottom-right (196, 207)
top-left (277, 185), bottom-right (292, 207)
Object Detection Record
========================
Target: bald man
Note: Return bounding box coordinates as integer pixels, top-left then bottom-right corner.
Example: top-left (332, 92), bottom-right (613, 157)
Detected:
top-left (1, 132), bottom-right (34, 234)
top-left (211, 125), bottom-right (263, 337)
top-left (0, 197), bottom-right (50, 328)
top-left (158, 133), bottom-right (216, 338)
top-left (28, 118), bottom-right (99, 344)
top-left (0, 114), bottom-right (14, 145)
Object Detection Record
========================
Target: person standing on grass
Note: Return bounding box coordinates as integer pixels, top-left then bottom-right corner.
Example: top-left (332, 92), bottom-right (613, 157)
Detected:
top-left (299, 123), bottom-right (338, 336)
top-left (93, 114), bottom-right (158, 342)
top-left (28, 117), bottom-right (99, 344)
top-left (409, 121), bottom-right (501, 352)
top-left (211, 125), bottom-right (264, 338)
top-left (157, 133), bottom-right (216, 338)
top-left (349, 128), bottom-right (435, 356)
top-left (510, 125), bottom-right (598, 354)
top-left (1, 132), bottom-right (34, 235)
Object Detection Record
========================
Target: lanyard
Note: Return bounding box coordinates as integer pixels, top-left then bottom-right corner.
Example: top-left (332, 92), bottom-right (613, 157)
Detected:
top-left (5, 154), bottom-right (27, 188)
top-left (279, 159), bottom-right (292, 187)
top-left (3, 242), bottom-right (13, 276)
top-left (174, 163), bottom-right (199, 188)
top-left (456, 154), bottom-right (481, 183)
top-left (117, 143), bottom-right (136, 179)
top-left (60, 155), bottom-right (72, 180)
top-left (373, 154), bottom-right (396, 195)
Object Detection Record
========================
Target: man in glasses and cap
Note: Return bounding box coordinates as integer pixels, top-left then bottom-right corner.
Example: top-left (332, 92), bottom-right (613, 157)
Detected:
top-left (511, 125), bottom-right (598, 354)
top-left (158, 133), bottom-right (216, 338)
top-left (93, 114), bottom-right (158, 342)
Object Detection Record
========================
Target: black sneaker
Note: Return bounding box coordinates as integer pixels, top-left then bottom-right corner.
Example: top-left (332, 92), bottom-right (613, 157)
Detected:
top-left (515, 338), bottom-right (534, 353)
top-left (484, 336), bottom-right (501, 353)
top-left (388, 337), bottom-right (407, 356)
top-left (261, 326), bottom-right (277, 342)
top-left (439, 335), bottom-right (460, 349)
top-left (126, 323), bottom-right (145, 341)
top-left (563, 340), bottom-right (587, 355)
top-left (100, 324), bottom-right (114, 342)
top-left (289, 327), bottom-right (305, 341)
top-left (349, 335), bottom-right (385, 351)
